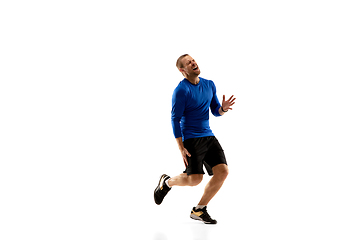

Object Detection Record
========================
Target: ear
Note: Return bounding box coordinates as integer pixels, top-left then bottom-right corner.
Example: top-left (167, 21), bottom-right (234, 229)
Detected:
top-left (178, 68), bottom-right (187, 77)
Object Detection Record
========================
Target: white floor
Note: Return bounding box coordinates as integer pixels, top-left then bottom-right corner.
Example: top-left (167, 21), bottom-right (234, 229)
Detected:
top-left (133, 173), bottom-right (360, 240)
top-left (2, 164), bottom-right (359, 240)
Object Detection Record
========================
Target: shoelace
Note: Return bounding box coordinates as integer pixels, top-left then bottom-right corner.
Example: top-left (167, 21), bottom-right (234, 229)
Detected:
top-left (196, 207), bottom-right (213, 221)
top-left (158, 184), bottom-right (170, 195)
top-left (201, 210), bottom-right (212, 220)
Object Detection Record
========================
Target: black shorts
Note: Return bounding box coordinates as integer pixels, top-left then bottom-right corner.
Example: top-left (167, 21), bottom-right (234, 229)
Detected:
top-left (183, 136), bottom-right (227, 176)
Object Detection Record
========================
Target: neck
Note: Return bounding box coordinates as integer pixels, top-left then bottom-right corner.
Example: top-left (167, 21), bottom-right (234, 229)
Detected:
top-left (186, 76), bottom-right (200, 85)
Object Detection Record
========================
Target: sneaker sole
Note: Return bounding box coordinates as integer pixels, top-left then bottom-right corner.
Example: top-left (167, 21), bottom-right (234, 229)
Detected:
top-left (190, 214), bottom-right (216, 224)
top-left (154, 174), bottom-right (169, 205)
top-left (157, 174), bottom-right (168, 191)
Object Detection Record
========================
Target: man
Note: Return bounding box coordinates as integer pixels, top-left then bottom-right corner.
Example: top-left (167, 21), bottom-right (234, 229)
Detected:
top-left (154, 54), bottom-right (235, 224)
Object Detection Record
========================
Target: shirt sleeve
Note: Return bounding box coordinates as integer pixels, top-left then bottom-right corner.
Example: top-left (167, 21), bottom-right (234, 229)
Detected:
top-left (171, 86), bottom-right (186, 138)
top-left (210, 81), bottom-right (222, 117)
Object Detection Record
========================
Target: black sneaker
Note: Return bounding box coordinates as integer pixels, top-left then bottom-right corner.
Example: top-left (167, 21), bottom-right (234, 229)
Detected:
top-left (154, 174), bottom-right (171, 205)
top-left (190, 206), bottom-right (217, 224)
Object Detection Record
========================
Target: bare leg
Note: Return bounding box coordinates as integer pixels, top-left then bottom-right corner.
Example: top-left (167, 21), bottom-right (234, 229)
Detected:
top-left (198, 164), bottom-right (229, 206)
top-left (168, 173), bottom-right (203, 187)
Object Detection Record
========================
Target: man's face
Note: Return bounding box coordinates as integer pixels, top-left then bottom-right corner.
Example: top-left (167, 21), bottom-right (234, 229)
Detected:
top-left (180, 56), bottom-right (200, 77)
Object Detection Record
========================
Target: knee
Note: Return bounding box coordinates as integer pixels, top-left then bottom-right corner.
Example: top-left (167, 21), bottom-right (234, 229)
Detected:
top-left (188, 174), bottom-right (203, 186)
top-left (214, 165), bottom-right (229, 181)
top-left (219, 168), bottom-right (229, 181)
top-left (223, 167), bottom-right (229, 180)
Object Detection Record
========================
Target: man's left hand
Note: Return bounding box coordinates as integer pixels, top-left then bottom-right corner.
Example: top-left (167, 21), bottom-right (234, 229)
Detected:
top-left (222, 95), bottom-right (236, 112)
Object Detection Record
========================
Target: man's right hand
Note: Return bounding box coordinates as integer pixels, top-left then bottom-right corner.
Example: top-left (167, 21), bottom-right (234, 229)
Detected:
top-left (180, 147), bottom-right (191, 167)
top-left (176, 137), bottom-right (191, 167)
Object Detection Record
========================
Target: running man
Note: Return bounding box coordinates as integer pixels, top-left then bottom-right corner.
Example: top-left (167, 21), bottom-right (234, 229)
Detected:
top-left (154, 54), bottom-right (236, 224)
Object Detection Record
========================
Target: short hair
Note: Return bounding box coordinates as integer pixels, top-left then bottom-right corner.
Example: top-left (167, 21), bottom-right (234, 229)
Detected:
top-left (176, 54), bottom-right (189, 69)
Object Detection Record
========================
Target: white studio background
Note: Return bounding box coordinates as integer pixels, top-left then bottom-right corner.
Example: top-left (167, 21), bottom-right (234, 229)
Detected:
top-left (1, 0), bottom-right (359, 240)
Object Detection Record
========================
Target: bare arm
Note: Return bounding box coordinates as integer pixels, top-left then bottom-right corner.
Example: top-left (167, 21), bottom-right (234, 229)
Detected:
top-left (218, 107), bottom-right (226, 116)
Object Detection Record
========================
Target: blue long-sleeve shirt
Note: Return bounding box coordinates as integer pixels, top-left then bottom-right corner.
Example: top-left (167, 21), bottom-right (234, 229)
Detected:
top-left (171, 77), bottom-right (222, 141)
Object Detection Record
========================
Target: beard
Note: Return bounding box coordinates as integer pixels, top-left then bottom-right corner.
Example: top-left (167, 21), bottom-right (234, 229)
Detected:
top-left (192, 68), bottom-right (201, 76)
